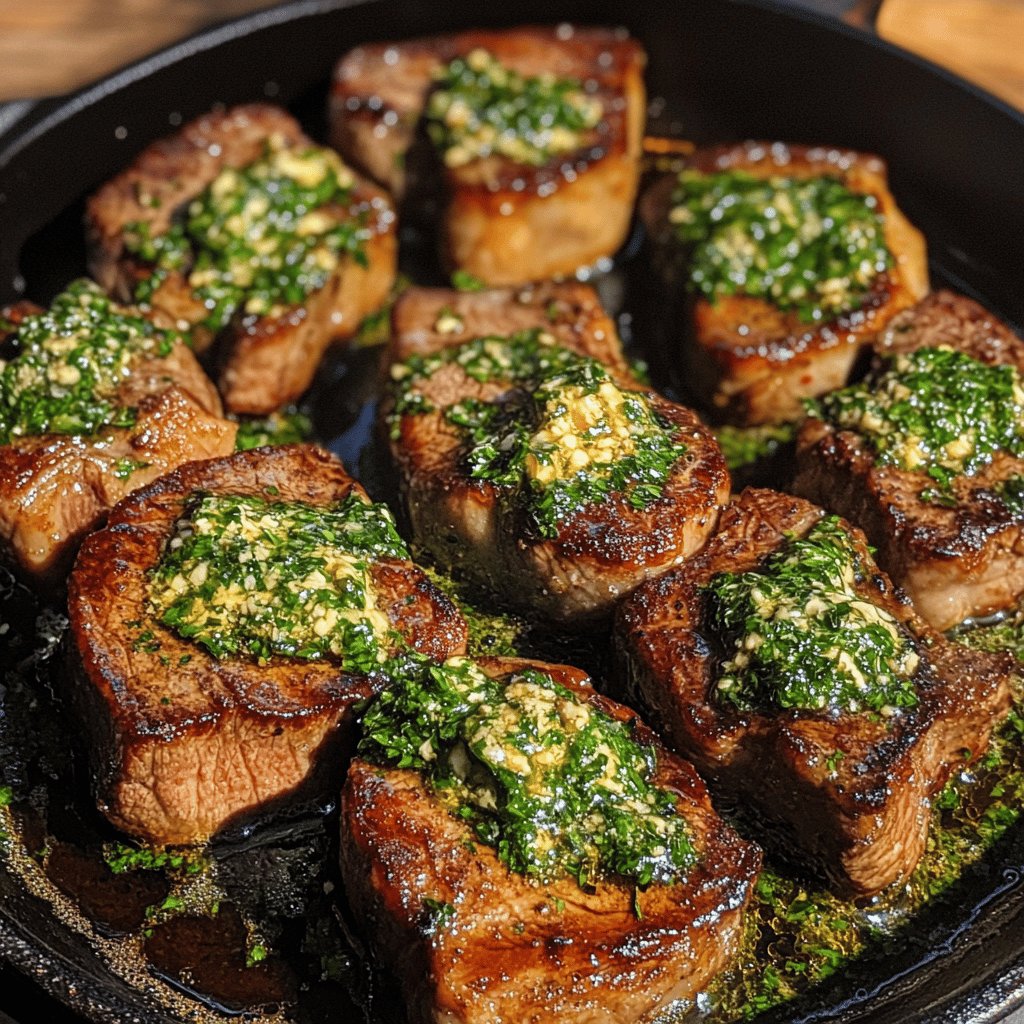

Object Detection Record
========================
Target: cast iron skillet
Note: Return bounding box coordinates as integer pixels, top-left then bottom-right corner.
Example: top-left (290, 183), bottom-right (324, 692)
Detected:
top-left (1, 1), bottom-right (1024, 1022)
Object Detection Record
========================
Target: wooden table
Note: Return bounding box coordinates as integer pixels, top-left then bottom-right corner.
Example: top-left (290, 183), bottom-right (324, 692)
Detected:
top-left (0, 0), bottom-right (1021, 109)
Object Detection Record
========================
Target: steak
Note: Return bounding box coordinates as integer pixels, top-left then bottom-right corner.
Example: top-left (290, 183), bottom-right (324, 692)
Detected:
top-left (641, 141), bottom-right (929, 425)
top-left (330, 26), bottom-right (645, 286)
top-left (794, 291), bottom-right (1024, 630)
top-left (616, 488), bottom-right (1013, 896)
top-left (340, 655), bottom-right (761, 1024)
top-left (67, 445), bottom-right (467, 845)
top-left (87, 103), bottom-right (397, 415)
top-left (386, 283), bottom-right (730, 626)
top-left (0, 289), bottom-right (236, 590)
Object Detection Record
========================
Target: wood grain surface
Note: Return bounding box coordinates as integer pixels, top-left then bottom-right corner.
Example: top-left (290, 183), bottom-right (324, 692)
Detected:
top-left (0, 0), bottom-right (1020, 108)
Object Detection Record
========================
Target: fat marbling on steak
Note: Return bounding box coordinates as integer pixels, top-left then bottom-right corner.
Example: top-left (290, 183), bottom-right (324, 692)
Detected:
top-left (68, 444), bottom-right (467, 845)
top-left (616, 487), bottom-right (1013, 896)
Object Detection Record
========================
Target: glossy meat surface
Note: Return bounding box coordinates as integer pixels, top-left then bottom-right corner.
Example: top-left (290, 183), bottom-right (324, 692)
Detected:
top-left (794, 291), bottom-right (1024, 630)
top-left (87, 103), bottom-right (397, 414)
top-left (331, 26), bottom-right (645, 285)
top-left (0, 301), bottom-right (235, 590)
top-left (387, 283), bottom-right (730, 626)
top-left (642, 141), bottom-right (929, 425)
top-left (67, 445), bottom-right (467, 845)
top-left (616, 488), bottom-right (1013, 895)
top-left (340, 656), bottom-right (761, 1024)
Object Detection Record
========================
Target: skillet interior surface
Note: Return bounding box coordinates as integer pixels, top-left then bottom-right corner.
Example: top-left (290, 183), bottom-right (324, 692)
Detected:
top-left (1, 1), bottom-right (1024, 1022)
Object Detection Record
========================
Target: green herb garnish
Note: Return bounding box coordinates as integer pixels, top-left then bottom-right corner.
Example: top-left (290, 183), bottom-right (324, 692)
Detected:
top-left (426, 48), bottom-right (602, 168)
top-left (149, 492), bottom-right (407, 668)
top-left (391, 330), bottom-right (686, 539)
top-left (670, 170), bottom-right (891, 322)
top-left (706, 517), bottom-right (920, 714)
top-left (124, 137), bottom-right (367, 331)
top-left (359, 654), bottom-right (696, 888)
top-left (0, 280), bottom-right (179, 445)
top-left (810, 346), bottom-right (1024, 491)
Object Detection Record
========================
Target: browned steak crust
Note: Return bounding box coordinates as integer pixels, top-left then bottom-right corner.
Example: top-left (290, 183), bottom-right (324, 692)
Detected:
top-left (616, 488), bottom-right (1013, 896)
top-left (331, 26), bottom-right (645, 285)
top-left (0, 301), bottom-right (236, 591)
top-left (794, 291), bottom-right (1024, 630)
top-left (340, 656), bottom-right (761, 1024)
top-left (86, 103), bottom-right (397, 414)
top-left (67, 445), bottom-right (467, 845)
top-left (387, 284), bottom-right (730, 626)
top-left (642, 141), bottom-right (929, 425)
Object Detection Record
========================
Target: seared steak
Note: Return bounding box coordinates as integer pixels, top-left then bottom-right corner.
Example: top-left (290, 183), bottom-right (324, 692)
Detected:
top-left (794, 291), bottom-right (1024, 630)
top-left (87, 103), bottom-right (397, 414)
top-left (0, 284), bottom-right (235, 590)
top-left (386, 283), bottom-right (730, 626)
top-left (331, 26), bottom-right (645, 285)
top-left (67, 445), bottom-right (467, 845)
top-left (341, 655), bottom-right (761, 1024)
top-left (616, 488), bottom-right (1013, 896)
top-left (642, 141), bottom-right (929, 425)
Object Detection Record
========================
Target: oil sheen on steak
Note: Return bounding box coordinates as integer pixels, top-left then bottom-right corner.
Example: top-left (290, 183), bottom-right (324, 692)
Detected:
top-left (386, 283), bottom-right (730, 627)
top-left (87, 104), bottom-right (397, 415)
top-left (641, 141), bottom-right (929, 425)
top-left (67, 445), bottom-right (467, 845)
top-left (0, 301), bottom-right (236, 591)
top-left (616, 488), bottom-right (1013, 896)
top-left (330, 26), bottom-right (645, 286)
top-left (340, 656), bottom-right (761, 1024)
top-left (794, 291), bottom-right (1024, 630)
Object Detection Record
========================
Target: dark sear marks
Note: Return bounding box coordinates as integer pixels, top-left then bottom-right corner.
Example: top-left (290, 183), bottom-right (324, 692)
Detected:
top-left (87, 104), bottom-right (397, 415)
top-left (616, 488), bottom-right (1013, 896)
top-left (641, 141), bottom-right (929, 425)
top-left (795, 290), bottom-right (1024, 631)
top-left (386, 282), bottom-right (730, 627)
top-left (330, 25), bottom-right (646, 285)
top-left (67, 445), bottom-right (467, 846)
top-left (341, 656), bottom-right (761, 1024)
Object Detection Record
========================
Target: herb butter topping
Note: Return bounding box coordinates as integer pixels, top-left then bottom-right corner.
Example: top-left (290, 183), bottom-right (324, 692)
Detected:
top-left (706, 517), bottom-right (920, 715)
top-left (670, 170), bottom-right (891, 323)
top-left (426, 48), bottom-right (603, 168)
top-left (359, 655), bottom-right (696, 887)
top-left (391, 329), bottom-right (687, 539)
top-left (149, 492), bottom-right (408, 669)
top-left (0, 279), bottom-right (177, 445)
top-left (810, 346), bottom-right (1024, 491)
top-left (124, 135), bottom-right (367, 331)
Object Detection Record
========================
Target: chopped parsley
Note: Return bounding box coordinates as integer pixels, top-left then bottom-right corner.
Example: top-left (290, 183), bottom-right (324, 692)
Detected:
top-left (359, 654), bottom-right (696, 889)
top-left (705, 517), bottom-right (920, 714)
top-left (149, 492), bottom-right (408, 669)
top-left (714, 422), bottom-right (796, 472)
top-left (809, 346), bottom-right (1024, 490)
top-left (670, 170), bottom-right (891, 322)
top-left (426, 48), bottom-right (603, 168)
top-left (124, 135), bottom-right (368, 331)
top-left (995, 474), bottom-right (1024, 515)
top-left (391, 330), bottom-right (687, 539)
top-left (233, 408), bottom-right (314, 451)
top-left (0, 279), bottom-right (178, 445)
top-left (104, 842), bottom-right (204, 875)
